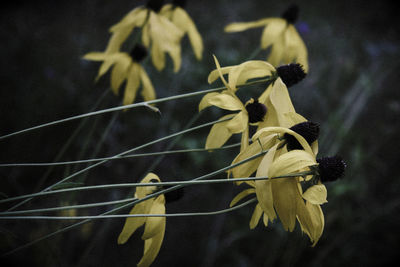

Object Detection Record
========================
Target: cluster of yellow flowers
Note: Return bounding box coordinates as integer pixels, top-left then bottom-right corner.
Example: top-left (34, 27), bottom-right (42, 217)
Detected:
top-left (84, 1), bottom-right (346, 266)
top-left (83, 0), bottom-right (203, 106)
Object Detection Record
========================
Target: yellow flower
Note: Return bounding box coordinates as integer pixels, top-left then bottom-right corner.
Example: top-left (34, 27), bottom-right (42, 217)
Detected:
top-left (160, 1), bottom-right (203, 60)
top-left (224, 4), bottom-right (309, 72)
top-left (118, 173), bottom-right (166, 267)
top-left (229, 113), bottom-right (319, 181)
top-left (108, 2), bottom-right (184, 72)
top-left (83, 45), bottom-right (155, 105)
top-left (230, 145), bottom-right (326, 246)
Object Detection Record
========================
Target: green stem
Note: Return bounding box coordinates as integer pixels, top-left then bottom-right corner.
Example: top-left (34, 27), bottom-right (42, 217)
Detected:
top-left (0, 171), bottom-right (314, 205)
top-left (0, 143), bottom-right (240, 167)
top-left (4, 116), bottom-right (233, 211)
top-left (0, 78), bottom-right (271, 141)
top-left (0, 198), bottom-right (257, 220)
top-left (1, 149), bottom-right (267, 256)
top-left (0, 197), bottom-right (137, 215)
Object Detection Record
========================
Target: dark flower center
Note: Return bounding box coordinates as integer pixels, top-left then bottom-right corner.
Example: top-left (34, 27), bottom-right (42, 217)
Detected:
top-left (130, 44), bottom-right (148, 62)
top-left (316, 156), bottom-right (346, 182)
top-left (281, 4), bottom-right (299, 24)
top-left (146, 0), bottom-right (164, 12)
top-left (164, 186), bottom-right (185, 203)
top-left (173, 0), bottom-right (186, 8)
top-left (245, 100), bottom-right (267, 123)
top-left (284, 121), bottom-right (320, 150)
top-left (276, 63), bottom-right (306, 87)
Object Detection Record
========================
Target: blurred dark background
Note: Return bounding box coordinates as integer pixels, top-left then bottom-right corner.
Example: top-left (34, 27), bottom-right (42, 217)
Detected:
top-left (1, 0), bottom-right (399, 266)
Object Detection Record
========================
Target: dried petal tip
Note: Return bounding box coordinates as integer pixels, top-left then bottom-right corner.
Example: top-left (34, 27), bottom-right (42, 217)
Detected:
top-left (276, 63), bottom-right (306, 87)
top-left (146, 0), bottom-right (164, 12)
top-left (285, 121), bottom-right (320, 150)
top-left (245, 99), bottom-right (267, 123)
top-left (316, 156), bottom-right (346, 182)
top-left (281, 4), bottom-right (299, 24)
top-left (130, 44), bottom-right (148, 62)
top-left (173, 0), bottom-right (187, 8)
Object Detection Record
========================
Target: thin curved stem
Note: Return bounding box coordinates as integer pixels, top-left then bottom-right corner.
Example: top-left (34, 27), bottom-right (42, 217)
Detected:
top-left (1, 149), bottom-right (267, 256)
top-left (0, 198), bottom-right (257, 220)
top-left (0, 171), bottom-right (315, 205)
top-left (0, 143), bottom-right (240, 167)
top-left (0, 78), bottom-right (271, 141)
top-left (4, 116), bottom-right (233, 211)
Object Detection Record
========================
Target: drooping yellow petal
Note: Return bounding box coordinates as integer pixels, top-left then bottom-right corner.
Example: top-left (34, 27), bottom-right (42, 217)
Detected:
top-left (109, 7), bottom-right (148, 33)
top-left (208, 66), bottom-right (234, 85)
top-left (106, 26), bottom-right (135, 54)
top-left (123, 63), bottom-right (141, 105)
top-left (198, 92), bottom-right (220, 111)
top-left (171, 7), bottom-right (203, 60)
top-left (138, 222), bottom-right (165, 267)
top-left (211, 55), bottom-right (230, 89)
top-left (303, 184), bottom-right (328, 205)
top-left (269, 150), bottom-right (316, 178)
top-left (139, 66), bottom-right (156, 101)
top-left (110, 54), bottom-right (131, 95)
top-left (206, 93), bottom-right (244, 111)
top-left (142, 195), bottom-right (166, 240)
top-left (250, 204), bottom-right (263, 229)
top-left (117, 201), bottom-right (148, 244)
top-left (228, 60), bottom-right (275, 91)
top-left (297, 200), bottom-right (325, 246)
top-left (83, 52), bottom-right (114, 81)
top-left (151, 41), bottom-right (166, 71)
top-left (267, 35), bottom-right (285, 67)
top-left (230, 188), bottom-right (256, 207)
top-left (284, 25), bottom-right (309, 73)
top-left (260, 18), bottom-right (286, 49)
top-left (271, 176), bottom-right (299, 231)
top-left (205, 114), bottom-right (234, 150)
top-left (255, 144), bottom-right (278, 221)
top-left (224, 18), bottom-right (272, 32)
top-left (226, 111), bottom-right (248, 134)
top-left (230, 134), bottom-right (277, 179)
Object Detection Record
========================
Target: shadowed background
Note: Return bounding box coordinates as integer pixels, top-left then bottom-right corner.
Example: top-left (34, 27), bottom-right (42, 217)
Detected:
top-left (1, 0), bottom-right (399, 266)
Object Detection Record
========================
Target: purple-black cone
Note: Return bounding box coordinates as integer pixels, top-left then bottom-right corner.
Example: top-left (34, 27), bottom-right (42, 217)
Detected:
top-left (284, 121), bottom-right (320, 150)
top-left (245, 100), bottom-right (267, 123)
top-left (317, 156), bottom-right (346, 182)
top-left (276, 63), bottom-right (306, 87)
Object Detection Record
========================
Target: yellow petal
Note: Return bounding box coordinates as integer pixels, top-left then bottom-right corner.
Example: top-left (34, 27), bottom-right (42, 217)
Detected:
top-left (269, 150), bottom-right (316, 178)
top-left (123, 63), bottom-right (140, 105)
top-left (226, 111), bottom-right (248, 134)
top-left (230, 134), bottom-right (277, 179)
top-left (172, 7), bottom-right (203, 60)
top-left (271, 177), bottom-right (299, 231)
top-left (198, 92), bottom-right (220, 111)
top-left (224, 18), bottom-right (272, 32)
top-left (207, 93), bottom-right (244, 111)
top-left (230, 188), bottom-right (256, 207)
top-left (142, 195), bottom-right (166, 240)
top-left (110, 54), bottom-right (131, 95)
top-left (211, 55), bottom-right (230, 89)
top-left (109, 7), bottom-right (148, 33)
top-left (106, 26), bottom-right (134, 54)
top-left (284, 25), bottom-right (309, 73)
top-left (117, 202), bottom-right (147, 244)
top-left (138, 221), bottom-right (166, 267)
top-left (205, 115), bottom-right (234, 150)
top-left (151, 42), bottom-right (166, 71)
top-left (228, 61), bottom-right (275, 91)
top-left (250, 204), bottom-right (263, 229)
top-left (208, 66), bottom-right (234, 84)
top-left (255, 144), bottom-right (278, 221)
top-left (260, 18), bottom-right (286, 49)
top-left (139, 66), bottom-right (156, 101)
top-left (267, 35), bottom-right (285, 67)
top-left (303, 184), bottom-right (328, 205)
